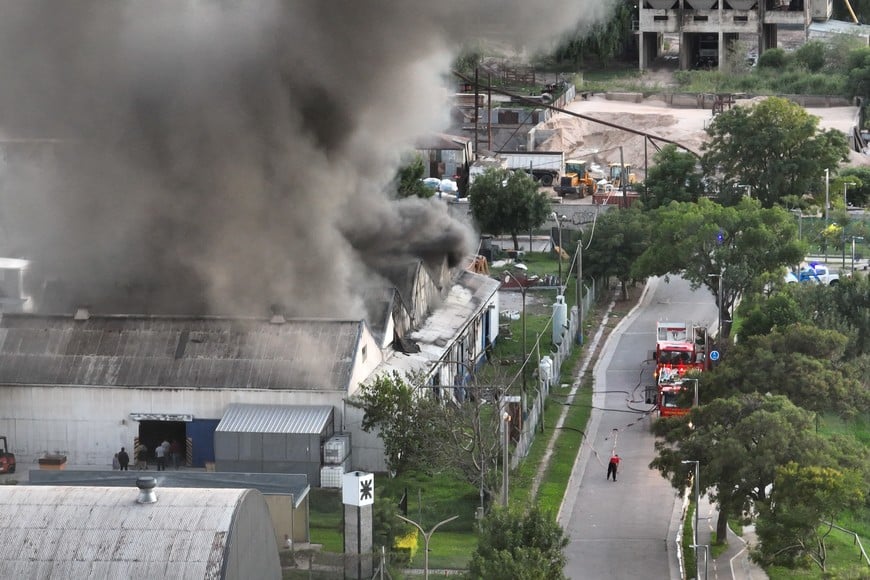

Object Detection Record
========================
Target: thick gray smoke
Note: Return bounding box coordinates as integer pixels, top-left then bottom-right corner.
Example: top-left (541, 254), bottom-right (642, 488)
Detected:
top-left (0, 0), bottom-right (616, 318)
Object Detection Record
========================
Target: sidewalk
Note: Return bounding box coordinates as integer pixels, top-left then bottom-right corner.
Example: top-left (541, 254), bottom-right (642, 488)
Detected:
top-left (694, 493), bottom-right (768, 580)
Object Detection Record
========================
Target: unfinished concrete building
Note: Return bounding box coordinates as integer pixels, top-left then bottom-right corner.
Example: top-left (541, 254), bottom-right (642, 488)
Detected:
top-left (638, 0), bottom-right (834, 70)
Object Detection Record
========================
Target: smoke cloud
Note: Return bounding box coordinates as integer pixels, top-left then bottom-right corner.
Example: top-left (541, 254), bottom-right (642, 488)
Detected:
top-left (0, 0), bottom-right (616, 318)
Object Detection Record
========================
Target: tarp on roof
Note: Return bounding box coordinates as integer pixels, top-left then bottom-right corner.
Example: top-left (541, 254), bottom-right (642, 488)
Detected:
top-left (216, 403), bottom-right (333, 435)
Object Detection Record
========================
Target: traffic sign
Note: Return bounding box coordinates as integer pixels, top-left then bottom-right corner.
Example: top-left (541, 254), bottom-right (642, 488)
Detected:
top-left (709, 350), bottom-right (720, 361)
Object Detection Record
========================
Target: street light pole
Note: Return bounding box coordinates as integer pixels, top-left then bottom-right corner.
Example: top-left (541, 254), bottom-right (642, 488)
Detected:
top-left (396, 514), bottom-right (459, 580)
top-left (574, 239), bottom-right (583, 345)
top-left (550, 212), bottom-right (564, 291)
top-left (502, 410), bottom-right (511, 507)
top-left (682, 460), bottom-right (701, 580)
top-left (825, 168), bottom-right (830, 262)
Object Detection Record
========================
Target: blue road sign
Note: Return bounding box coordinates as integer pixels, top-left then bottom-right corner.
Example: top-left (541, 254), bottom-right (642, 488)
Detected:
top-left (709, 350), bottom-right (720, 361)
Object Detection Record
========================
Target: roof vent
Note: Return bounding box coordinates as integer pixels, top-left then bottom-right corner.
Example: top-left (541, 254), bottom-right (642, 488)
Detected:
top-left (73, 307), bottom-right (90, 321)
top-left (136, 477), bottom-right (158, 504)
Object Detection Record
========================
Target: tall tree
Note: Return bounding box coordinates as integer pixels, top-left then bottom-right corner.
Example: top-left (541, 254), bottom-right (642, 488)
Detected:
top-left (632, 198), bottom-right (805, 337)
top-left (581, 207), bottom-right (651, 300)
top-left (469, 167), bottom-right (551, 250)
top-left (650, 393), bottom-right (832, 543)
top-left (701, 97), bottom-right (849, 208)
top-left (641, 144), bottom-right (705, 209)
top-left (468, 506), bottom-right (569, 580)
top-left (756, 463), bottom-right (865, 572)
top-left (703, 324), bottom-right (868, 417)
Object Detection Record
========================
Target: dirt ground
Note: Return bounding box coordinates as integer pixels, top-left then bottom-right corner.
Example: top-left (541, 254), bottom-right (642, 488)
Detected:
top-left (532, 29), bottom-right (869, 179)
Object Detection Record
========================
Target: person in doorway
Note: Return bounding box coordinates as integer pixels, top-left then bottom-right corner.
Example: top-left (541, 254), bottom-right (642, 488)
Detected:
top-left (170, 440), bottom-right (183, 469)
top-left (155, 441), bottom-right (167, 471)
top-left (118, 447), bottom-right (130, 471)
top-left (135, 443), bottom-right (148, 470)
top-left (607, 453), bottom-right (620, 482)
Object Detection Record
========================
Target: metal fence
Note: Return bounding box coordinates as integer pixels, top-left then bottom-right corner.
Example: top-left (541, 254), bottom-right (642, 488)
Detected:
top-left (512, 276), bottom-right (603, 464)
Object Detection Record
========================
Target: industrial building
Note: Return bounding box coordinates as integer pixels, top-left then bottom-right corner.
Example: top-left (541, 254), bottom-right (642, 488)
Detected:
top-left (638, 0), bottom-right (835, 70)
top-left (0, 257), bottom-right (499, 477)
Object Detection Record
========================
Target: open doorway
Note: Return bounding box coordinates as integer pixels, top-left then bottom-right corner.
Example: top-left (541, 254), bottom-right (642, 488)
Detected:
top-left (137, 420), bottom-right (187, 465)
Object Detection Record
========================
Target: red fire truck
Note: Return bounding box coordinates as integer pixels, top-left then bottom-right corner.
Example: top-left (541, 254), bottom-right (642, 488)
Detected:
top-left (654, 322), bottom-right (705, 417)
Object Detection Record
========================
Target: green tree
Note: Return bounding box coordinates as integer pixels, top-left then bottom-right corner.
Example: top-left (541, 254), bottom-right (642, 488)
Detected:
top-left (581, 207), bottom-right (651, 300)
top-left (735, 292), bottom-right (802, 340)
top-left (755, 463), bottom-right (865, 571)
top-left (349, 371), bottom-right (439, 474)
top-left (468, 506), bottom-right (569, 580)
top-left (633, 198), bottom-right (805, 337)
top-left (469, 167), bottom-right (551, 250)
top-left (551, 1), bottom-right (633, 66)
top-left (651, 393), bottom-right (831, 543)
top-left (757, 47), bottom-right (789, 69)
top-left (787, 275), bottom-right (870, 358)
top-left (794, 41), bottom-right (827, 73)
top-left (701, 97), bottom-right (849, 208)
top-left (839, 166), bottom-right (870, 207)
top-left (641, 144), bottom-right (704, 209)
top-left (703, 324), bottom-right (868, 417)
top-left (394, 155), bottom-right (432, 199)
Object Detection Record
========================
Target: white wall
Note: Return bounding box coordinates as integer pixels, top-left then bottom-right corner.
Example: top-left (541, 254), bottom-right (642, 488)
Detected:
top-left (0, 385), bottom-right (376, 468)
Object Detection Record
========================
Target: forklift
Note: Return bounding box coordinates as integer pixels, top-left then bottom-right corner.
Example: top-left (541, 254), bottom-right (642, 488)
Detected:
top-left (0, 436), bottom-right (16, 474)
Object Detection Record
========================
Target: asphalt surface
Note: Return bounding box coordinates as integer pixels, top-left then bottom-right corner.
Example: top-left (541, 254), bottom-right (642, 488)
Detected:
top-left (560, 275), bottom-right (719, 580)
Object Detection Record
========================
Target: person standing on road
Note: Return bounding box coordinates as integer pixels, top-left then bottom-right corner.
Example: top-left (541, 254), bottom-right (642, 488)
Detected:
top-left (607, 453), bottom-right (620, 481)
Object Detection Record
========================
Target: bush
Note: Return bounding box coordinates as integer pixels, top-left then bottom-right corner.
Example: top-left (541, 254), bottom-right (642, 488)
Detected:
top-left (758, 48), bottom-right (789, 69)
top-left (794, 41), bottom-right (826, 73)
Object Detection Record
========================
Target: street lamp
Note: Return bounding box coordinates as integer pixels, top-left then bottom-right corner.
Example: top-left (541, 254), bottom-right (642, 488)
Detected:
top-left (681, 460), bottom-right (701, 580)
top-left (573, 239), bottom-right (584, 345)
top-left (396, 514), bottom-right (459, 580)
top-left (550, 212), bottom-right (566, 292)
top-left (501, 270), bottom-right (527, 399)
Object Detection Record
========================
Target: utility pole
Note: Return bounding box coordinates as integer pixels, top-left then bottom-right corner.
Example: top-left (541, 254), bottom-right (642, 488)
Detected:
top-left (574, 239), bottom-right (583, 345)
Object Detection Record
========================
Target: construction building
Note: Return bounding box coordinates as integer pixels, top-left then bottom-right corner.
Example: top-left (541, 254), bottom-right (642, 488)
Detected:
top-left (638, 0), bottom-right (834, 70)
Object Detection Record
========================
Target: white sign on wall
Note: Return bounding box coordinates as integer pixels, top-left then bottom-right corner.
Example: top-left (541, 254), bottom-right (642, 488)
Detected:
top-left (342, 471), bottom-right (374, 507)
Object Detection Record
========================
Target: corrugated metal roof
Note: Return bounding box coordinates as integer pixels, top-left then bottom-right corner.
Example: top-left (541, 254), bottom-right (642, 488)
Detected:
top-left (28, 471), bottom-right (311, 508)
top-left (0, 315), bottom-right (363, 391)
top-left (216, 403), bottom-right (333, 434)
top-left (0, 486), bottom-right (249, 578)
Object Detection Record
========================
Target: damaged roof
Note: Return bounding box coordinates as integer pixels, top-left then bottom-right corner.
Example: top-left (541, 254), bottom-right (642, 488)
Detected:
top-left (372, 269), bottom-right (499, 379)
top-left (0, 315), bottom-right (364, 391)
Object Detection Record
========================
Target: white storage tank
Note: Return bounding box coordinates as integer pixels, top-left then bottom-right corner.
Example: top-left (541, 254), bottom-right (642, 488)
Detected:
top-left (684, 0), bottom-right (717, 8)
top-left (320, 458), bottom-right (350, 488)
top-left (552, 295), bottom-right (568, 346)
top-left (323, 434), bottom-right (351, 465)
top-left (727, 0), bottom-right (757, 8)
top-left (539, 356), bottom-right (553, 387)
top-left (646, 0), bottom-right (678, 7)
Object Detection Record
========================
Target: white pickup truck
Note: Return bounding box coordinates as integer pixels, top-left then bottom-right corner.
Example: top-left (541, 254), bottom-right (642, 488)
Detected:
top-left (785, 264), bottom-right (841, 285)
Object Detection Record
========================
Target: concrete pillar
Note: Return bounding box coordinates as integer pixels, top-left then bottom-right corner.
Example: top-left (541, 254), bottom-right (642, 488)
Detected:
top-left (344, 504), bottom-right (373, 579)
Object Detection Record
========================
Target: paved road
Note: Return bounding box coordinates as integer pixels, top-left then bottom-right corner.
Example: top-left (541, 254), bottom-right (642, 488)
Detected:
top-left (560, 275), bottom-right (718, 580)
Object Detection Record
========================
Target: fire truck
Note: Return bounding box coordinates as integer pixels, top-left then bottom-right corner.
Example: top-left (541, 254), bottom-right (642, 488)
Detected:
top-left (653, 322), bottom-right (706, 417)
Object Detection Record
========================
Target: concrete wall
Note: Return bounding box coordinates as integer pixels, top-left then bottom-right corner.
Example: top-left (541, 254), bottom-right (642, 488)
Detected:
top-left (264, 494), bottom-right (309, 546)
